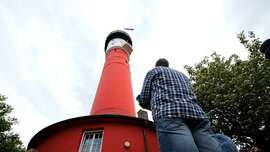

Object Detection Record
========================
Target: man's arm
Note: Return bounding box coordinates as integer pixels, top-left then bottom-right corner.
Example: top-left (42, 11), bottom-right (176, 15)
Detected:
top-left (136, 70), bottom-right (155, 111)
top-left (136, 95), bottom-right (151, 110)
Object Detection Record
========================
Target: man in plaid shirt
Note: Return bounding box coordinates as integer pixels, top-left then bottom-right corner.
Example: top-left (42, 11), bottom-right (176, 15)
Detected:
top-left (137, 58), bottom-right (237, 152)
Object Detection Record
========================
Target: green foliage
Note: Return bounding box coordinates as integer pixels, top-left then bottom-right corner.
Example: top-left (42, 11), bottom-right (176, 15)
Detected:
top-left (0, 94), bottom-right (25, 152)
top-left (185, 31), bottom-right (270, 151)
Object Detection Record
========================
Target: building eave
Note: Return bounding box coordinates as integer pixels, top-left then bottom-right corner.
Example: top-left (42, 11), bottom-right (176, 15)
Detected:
top-left (27, 114), bottom-right (155, 150)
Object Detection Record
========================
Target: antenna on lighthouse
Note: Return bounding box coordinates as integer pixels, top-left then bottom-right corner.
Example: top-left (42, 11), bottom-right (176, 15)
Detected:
top-left (124, 27), bottom-right (134, 31)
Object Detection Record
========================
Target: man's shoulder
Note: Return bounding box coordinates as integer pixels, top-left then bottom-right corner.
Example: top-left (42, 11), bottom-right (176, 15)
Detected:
top-left (147, 67), bottom-right (187, 76)
top-left (151, 67), bottom-right (180, 74)
top-left (148, 67), bottom-right (166, 74)
top-left (154, 67), bottom-right (189, 78)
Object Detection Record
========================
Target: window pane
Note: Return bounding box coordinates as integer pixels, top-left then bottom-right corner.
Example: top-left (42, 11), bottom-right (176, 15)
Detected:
top-left (79, 130), bottom-right (103, 152)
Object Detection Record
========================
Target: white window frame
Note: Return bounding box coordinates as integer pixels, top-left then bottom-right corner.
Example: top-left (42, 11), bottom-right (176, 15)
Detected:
top-left (78, 130), bottom-right (104, 152)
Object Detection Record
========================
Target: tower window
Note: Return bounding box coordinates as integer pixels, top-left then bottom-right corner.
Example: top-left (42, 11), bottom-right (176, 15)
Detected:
top-left (79, 130), bottom-right (103, 152)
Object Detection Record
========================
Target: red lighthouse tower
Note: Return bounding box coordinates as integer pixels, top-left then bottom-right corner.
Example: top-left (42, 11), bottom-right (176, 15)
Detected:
top-left (91, 30), bottom-right (136, 116)
top-left (27, 30), bottom-right (160, 152)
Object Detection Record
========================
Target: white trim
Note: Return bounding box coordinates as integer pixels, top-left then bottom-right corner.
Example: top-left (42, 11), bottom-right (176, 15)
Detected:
top-left (106, 38), bottom-right (133, 60)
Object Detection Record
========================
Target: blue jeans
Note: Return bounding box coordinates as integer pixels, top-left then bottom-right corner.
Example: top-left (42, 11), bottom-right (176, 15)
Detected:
top-left (155, 118), bottom-right (238, 152)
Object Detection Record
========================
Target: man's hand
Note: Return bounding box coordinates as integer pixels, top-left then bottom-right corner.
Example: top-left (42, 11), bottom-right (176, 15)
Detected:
top-left (136, 95), bottom-right (141, 101)
top-left (137, 95), bottom-right (151, 110)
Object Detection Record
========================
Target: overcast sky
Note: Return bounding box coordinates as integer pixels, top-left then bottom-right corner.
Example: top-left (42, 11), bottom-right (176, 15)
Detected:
top-left (0, 0), bottom-right (270, 146)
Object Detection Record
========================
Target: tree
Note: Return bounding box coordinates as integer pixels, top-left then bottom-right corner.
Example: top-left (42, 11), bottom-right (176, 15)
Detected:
top-left (0, 94), bottom-right (25, 152)
top-left (184, 31), bottom-right (270, 152)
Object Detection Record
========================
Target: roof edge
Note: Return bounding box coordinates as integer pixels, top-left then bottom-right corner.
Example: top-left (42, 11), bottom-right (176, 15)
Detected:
top-left (27, 114), bottom-right (154, 150)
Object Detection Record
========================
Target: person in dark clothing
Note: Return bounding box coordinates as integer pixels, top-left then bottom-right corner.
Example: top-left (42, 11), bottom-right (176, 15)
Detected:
top-left (137, 58), bottom-right (237, 152)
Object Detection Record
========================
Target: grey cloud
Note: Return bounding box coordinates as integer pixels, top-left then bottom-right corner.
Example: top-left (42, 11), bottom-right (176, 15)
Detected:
top-left (223, 0), bottom-right (270, 35)
top-left (0, 1), bottom-right (105, 145)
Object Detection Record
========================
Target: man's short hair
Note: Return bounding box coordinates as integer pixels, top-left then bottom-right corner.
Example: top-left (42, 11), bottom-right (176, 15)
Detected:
top-left (155, 58), bottom-right (169, 67)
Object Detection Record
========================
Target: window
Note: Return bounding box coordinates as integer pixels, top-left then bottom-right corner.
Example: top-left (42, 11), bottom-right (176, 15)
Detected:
top-left (79, 130), bottom-right (103, 152)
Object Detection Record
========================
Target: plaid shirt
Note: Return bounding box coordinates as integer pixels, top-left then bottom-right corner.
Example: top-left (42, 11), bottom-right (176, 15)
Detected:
top-left (137, 67), bottom-right (207, 121)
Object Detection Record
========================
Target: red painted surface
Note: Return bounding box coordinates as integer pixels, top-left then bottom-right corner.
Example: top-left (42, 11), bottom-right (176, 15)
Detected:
top-left (91, 48), bottom-right (136, 117)
top-left (28, 31), bottom-right (160, 152)
top-left (35, 121), bottom-right (159, 152)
